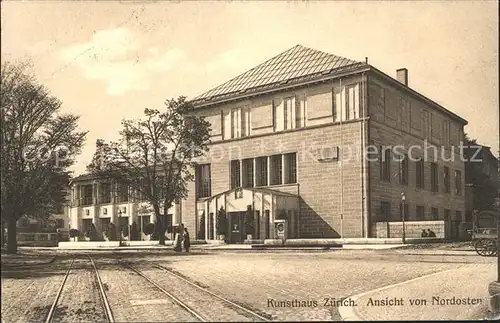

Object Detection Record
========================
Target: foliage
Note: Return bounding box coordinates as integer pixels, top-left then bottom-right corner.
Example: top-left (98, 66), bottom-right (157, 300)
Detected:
top-left (104, 223), bottom-right (117, 241)
top-left (69, 229), bottom-right (79, 238)
top-left (0, 61), bottom-right (87, 253)
top-left (144, 222), bottom-right (155, 235)
top-left (244, 205), bottom-right (254, 234)
top-left (216, 207), bottom-right (227, 236)
top-left (85, 224), bottom-right (102, 241)
top-left (86, 97), bottom-right (211, 245)
top-left (130, 222), bottom-right (140, 241)
top-left (197, 214), bottom-right (205, 240)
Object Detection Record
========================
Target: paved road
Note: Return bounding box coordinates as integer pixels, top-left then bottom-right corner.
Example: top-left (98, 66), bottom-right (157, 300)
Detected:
top-left (1, 249), bottom-right (496, 322)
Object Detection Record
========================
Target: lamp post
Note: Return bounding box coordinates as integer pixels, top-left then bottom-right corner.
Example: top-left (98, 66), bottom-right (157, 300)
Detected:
top-left (118, 209), bottom-right (123, 247)
top-left (401, 191), bottom-right (406, 244)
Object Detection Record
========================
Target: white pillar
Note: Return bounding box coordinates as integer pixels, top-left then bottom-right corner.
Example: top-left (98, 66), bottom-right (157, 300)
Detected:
top-left (282, 155), bottom-right (286, 184)
top-left (266, 157), bottom-right (271, 186)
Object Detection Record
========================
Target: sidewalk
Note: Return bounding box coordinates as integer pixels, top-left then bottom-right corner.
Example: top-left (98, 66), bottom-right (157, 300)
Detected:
top-left (339, 263), bottom-right (496, 321)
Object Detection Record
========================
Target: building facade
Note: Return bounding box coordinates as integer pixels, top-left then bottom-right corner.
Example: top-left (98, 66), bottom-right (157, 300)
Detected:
top-left (182, 45), bottom-right (467, 241)
top-left (13, 209), bottom-right (69, 246)
top-left (67, 45), bottom-right (468, 242)
top-left (68, 174), bottom-right (181, 241)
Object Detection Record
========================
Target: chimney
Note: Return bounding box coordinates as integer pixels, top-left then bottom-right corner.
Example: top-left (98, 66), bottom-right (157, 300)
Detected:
top-left (396, 68), bottom-right (408, 86)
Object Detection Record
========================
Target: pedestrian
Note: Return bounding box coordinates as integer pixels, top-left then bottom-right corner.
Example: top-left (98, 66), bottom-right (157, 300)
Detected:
top-left (427, 229), bottom-right (437, 237)
top-left (421, 229), bottom-right (428, 238)
top-left (183, 227), bottom-right (191, 252)
top-left (173, 226), bottom-right (182, 252)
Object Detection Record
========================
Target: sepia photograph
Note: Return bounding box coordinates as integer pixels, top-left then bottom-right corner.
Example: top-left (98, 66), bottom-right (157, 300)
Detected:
top-left (1, 0), bottom-right (499, 322)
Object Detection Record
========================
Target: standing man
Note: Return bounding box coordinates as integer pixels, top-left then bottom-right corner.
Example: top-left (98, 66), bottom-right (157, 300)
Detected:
top-left (183, 227), bottom-right (191, 252)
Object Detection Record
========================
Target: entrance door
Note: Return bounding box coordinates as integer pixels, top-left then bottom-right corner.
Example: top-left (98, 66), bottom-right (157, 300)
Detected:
top-left (229, 212), bottom-right (245, 243)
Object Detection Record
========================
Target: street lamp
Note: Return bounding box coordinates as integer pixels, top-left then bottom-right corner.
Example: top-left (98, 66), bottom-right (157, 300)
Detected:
top-left (401, 191), bottom-right (406, 244)
top-left (118, 209), bottom-right (122, 247)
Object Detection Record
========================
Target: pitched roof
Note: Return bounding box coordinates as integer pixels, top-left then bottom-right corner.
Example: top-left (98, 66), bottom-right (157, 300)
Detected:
top-left (192, 44), bottom-right (366, 106)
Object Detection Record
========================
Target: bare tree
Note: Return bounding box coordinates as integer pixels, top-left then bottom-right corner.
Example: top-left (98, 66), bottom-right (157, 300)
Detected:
top-left (87, 97), bottom-right (210, 245)
top-left (1, 61), bottom-right (87, 253)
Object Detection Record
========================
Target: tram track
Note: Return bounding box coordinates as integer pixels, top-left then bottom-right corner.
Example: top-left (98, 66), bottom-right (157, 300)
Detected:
top-left (125, 262), bottom-right (271, 322)
top-left (45, 255), bottom-right (114, 323)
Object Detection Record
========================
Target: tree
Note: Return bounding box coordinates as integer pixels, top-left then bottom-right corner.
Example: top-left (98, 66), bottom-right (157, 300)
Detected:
top-left (216, 207), bottom-right (227, 238)
top-left (87, 97), bottom-right (210, 245)
top-left (1, 62), bottom-right (87, 253)
top-left (130, 222), bottom-right (140, 241)
top-left (244, 205), bottom-right (254, 236)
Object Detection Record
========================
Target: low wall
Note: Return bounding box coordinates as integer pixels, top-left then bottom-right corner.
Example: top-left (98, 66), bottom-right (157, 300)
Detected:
top-left (372, 221), bottom-right (446, 239)
top-left (59, 241), bottom-right (120, 248)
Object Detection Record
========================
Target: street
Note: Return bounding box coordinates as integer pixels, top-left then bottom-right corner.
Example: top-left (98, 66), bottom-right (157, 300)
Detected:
top-left (1, 248), bottom-right (495, 322)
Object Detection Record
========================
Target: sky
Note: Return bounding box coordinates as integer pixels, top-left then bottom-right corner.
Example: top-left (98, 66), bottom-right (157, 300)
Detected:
top-left (2, 0), bottom-right (498, 176)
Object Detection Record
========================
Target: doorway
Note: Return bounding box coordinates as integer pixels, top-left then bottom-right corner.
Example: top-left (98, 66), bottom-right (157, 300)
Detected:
top-left (229, 212), bottom-right (245, 243)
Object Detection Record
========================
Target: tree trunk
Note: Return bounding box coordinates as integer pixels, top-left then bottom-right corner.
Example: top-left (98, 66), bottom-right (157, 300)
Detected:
top-left (158, 215), bottom-right (165, 245)
top-left (7, 218), bottom-right (18, 254)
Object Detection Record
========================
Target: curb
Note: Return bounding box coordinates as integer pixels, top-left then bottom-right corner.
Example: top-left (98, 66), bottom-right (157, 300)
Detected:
top-left (338, 268), bottom-right (458, 321)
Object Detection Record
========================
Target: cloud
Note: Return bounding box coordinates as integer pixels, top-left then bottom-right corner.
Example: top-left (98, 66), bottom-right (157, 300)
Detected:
top-left (58, 27), bottom-right (187, 95)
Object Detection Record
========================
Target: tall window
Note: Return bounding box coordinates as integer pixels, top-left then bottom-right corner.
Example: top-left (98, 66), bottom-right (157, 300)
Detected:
top-left (416, 159), bottom-right (424, 189)
top-left (399, 154), bottom-right (409, 185)
top-left (99, 182), bottom-right (111, 204)
top-left (83, 184), bottom-right (93, 205)
top-left (230, 107), bottom-right (250, 138)
top-left (196, 164), bottom-right (211, 198)
top-left (381, 201), bottom-right (391, 222)
top-left (380, 147), bottom-right (391, 182)
top-left (455, 211), bottom-right (463, 222)
top-left (270, 155), bottom-right (282, 185)
top-left (242, 159), bottom-right (254, 188)
top-left (284, 153), bottom-right (297, 184)
top-left (117, 184), bottom-right (129, 203)
top-left (255, 157), bottom-right (268, 187)
top-left (284, 97), bottom-right (294, 130)
top-left (455, 170), bottom-right (462, 196)
top-left (443, 166), bottom-right (450, 194)
top-left (400, 203), bottom-right (409, 221)
top-left (430, 162), bottom-right (439, 192)
top-left (444, 209), bottom-right (451, 223)
top-left (345, 84), bottom-right (359, 120)
top-left (431, 207), bottom-right (439, 220)
top-left (416, 205), bottom-right (425, 221)
top-left (230, 160), bottom-right (241, 189)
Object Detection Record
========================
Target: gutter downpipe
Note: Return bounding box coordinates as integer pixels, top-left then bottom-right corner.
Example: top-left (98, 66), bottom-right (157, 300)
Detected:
top-left (361, 71), bottom-right (369, 238)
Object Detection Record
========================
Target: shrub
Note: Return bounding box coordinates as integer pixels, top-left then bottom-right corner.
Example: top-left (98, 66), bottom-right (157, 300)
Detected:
top-left (144, 223), bottom-right (155, 235)
top-left (105, 223), bottom-right (117, 241)
top-left (69, 229), bottom-right (79, 239)
top-left (197, 214), bottom-right (205, 240)
top-left (130, 222), bottom-right (140, 241)
top-left (216, 207), bottom-right (227, 236)
top-left (244, 205), bottom-right (254, 234)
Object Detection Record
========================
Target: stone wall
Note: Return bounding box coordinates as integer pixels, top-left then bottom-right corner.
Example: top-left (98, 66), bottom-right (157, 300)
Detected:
top-left (372, 220), bottom-right (447, 239)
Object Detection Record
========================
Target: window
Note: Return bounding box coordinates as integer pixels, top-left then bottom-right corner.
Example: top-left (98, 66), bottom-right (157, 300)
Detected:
top-left (270, 155), bottom-right (282, 185)
top-left (431, 207), bottom-right (439, 220)
top-left (430, 162), bottom-right (438, 192)
top-left (442, 120), bottom-right (450, 145)
top-left (117, 184), bottom-right (129, 203)
top-left (196, 164), bottom-right (211, 198)
top-left (345, 85), bottom-right (359, 120)
top-left (444, 209), bottom-right (451, 223)
top-left (230, 160), bottom-right (241, 189)
top-left (99, 182), bottom-right (111, 204)
top-left (443, 166), bottom-right (450, 194)
top-left (455, 170), bottom-right (462, 195)
top-left (242, 159), bottom-right (254, 188)
top-left (284, 97), bottom-right (294, 130)
top-left (416, 159), bottom-right (424, 189)
top-left (380, 147), bottom-right (391, 182)
top-left (284, 153), bottom-right (297, 184)
top-left (381, 201), bottom-right (391, 222)
top-left (400, 203), bottom-right (409, 221)
top-left (255, 157), bottom-right (268, 186)
top-left (231, 106), bottom-right (251, 139)
top-left (416, 205), bottom-right (425, 221)
top-left (83, 184), bottom-right (93, 205)
top-left (422, 110), bottom-right (431, 139)
top-left (399, 154), bottom-right (409, 185)
top-left (455, 210), bottom-right (462, 222)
